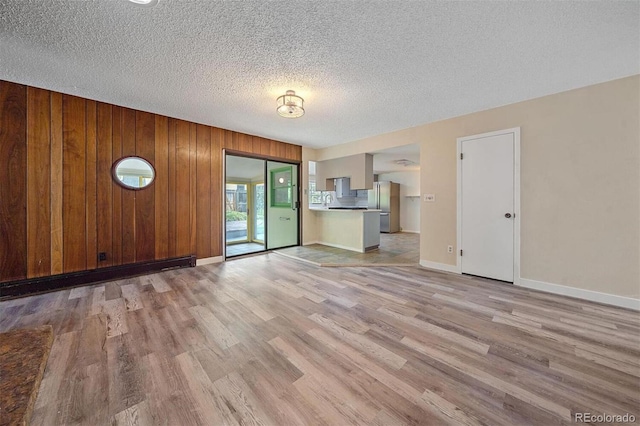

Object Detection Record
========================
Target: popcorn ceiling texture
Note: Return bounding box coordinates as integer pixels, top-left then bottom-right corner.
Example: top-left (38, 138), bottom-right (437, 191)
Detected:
top-left (1, 0), bottom-right (638, 148)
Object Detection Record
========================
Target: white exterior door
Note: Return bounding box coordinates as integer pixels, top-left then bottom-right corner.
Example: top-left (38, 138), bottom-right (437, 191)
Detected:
top-left (460, 131), bottom-right (516, 282)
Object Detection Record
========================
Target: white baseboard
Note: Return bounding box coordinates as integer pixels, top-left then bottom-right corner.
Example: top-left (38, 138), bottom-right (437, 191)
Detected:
top-left (303, 240), bottom-right (319, 246)
top-left (518, 278), bottom-right (640, 311)
top-left (196, 256), bottom-right (224, 266)
top-left (400, 230), bottom-right (420, 234)
top-left (419, 260), bottom-right (460, 274)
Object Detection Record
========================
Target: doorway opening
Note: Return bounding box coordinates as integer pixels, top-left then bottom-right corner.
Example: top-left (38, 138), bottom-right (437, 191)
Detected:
top-left (225, 153), bottom-right (300, 258)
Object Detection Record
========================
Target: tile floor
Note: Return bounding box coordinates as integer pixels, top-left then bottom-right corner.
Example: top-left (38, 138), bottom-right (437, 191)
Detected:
top-left (275, 232), bottom-right (419, 266)
top-left (225, 242), bottom-right (265, 257)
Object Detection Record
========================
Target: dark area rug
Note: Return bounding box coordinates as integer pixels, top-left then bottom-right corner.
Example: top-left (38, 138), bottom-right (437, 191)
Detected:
top-left (0, 325), bottom-right (54, 426)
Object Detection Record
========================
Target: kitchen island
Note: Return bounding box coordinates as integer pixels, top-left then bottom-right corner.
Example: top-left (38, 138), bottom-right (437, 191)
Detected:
top-left (310, 208), bottom-right (380, 252)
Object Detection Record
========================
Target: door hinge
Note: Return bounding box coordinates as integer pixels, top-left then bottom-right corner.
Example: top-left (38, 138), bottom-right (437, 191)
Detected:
top-left (460, 153), bottom-right (464, 160)
top-left (460, 249), bottom-right (463, 256)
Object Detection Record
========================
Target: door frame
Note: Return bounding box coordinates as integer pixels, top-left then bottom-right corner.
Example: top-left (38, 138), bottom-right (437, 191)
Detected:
top-left (456, 127), bottom-right (521, 284)
top-left (223, 150), bottom-right (301, 260)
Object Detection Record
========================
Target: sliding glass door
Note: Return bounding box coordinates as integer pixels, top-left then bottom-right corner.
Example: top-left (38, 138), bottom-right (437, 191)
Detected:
top-left (225, 154), bottom-right (299, 257)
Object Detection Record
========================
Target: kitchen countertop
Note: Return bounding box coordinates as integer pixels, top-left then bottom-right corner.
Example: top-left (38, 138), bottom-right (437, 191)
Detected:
top-left (310, 207), bottom-right (381, 212)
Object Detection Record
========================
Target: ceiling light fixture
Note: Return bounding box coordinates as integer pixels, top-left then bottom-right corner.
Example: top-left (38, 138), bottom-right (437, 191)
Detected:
top-left (276, 90), bottom-right (304, 118)
top-left (127, 0), bottom-right (158, 6)
top-left (394, 159), bottom-right (417, 167)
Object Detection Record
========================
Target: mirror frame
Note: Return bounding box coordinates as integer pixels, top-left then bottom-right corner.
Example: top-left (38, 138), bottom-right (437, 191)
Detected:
top-left (111, 156), bottom-right (156, 190)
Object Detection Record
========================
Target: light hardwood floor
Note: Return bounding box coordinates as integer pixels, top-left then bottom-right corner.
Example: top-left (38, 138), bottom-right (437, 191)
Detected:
top-left (1, 254), bottom-right (638, 425)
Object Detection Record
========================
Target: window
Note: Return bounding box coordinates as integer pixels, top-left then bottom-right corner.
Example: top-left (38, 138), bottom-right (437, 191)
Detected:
top-left (270, 166), bottom-right (293, 207)
top-left (308, 161), bottom-right (323, 205)
top-left (309, 179), bottom-right (323, 204)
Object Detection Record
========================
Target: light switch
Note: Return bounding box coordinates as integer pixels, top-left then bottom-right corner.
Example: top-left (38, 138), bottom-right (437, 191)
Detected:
top-left (424, 193), bottom-right (435, 202)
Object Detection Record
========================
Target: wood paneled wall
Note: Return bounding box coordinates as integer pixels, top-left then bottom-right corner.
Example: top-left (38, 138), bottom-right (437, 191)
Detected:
top-left (0, 80), bottom-right (302, 283)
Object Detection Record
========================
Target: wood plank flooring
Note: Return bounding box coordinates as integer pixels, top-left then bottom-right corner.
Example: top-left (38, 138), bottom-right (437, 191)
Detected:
top-left (1, 254), bottom-right (638, 425)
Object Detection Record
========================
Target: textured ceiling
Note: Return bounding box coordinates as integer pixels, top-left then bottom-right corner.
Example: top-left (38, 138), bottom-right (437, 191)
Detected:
top-left (1, 1), bottom-right (638, 149)
top-left (372, 144), bottom-right (420, 174)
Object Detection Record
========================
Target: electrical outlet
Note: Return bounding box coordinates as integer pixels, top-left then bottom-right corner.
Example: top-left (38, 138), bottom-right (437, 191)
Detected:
top-left (447, 245), bottom-right (453, 253)
top-left (98, 252), bottom-right (107, 261)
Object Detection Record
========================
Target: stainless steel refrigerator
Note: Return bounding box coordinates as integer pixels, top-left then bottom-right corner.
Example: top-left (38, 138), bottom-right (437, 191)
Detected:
top-left (368, 181), bottom-right (400, 233)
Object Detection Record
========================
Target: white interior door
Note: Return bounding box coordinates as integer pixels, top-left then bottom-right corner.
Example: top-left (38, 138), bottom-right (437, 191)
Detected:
top-left (460, 132), bottom-right (515, 282)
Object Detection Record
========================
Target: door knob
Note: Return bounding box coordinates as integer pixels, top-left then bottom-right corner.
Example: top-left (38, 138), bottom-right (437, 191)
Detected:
top-left (505, 213), bottom-right (512, 218)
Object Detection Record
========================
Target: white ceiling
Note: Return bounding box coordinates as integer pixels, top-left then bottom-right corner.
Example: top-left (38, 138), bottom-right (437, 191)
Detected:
top-left (372, 144), bottom-right (420, 174)
top-left (226, 155), bottom-right (263, 180)
top-left (1, 1), bottom-right (638, 149)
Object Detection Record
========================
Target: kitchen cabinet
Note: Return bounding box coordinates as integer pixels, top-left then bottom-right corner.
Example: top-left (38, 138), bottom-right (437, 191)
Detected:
top-left (310, 208), bottom-right (380, 252)
top-left (316, 153), bottom-right (374, 191)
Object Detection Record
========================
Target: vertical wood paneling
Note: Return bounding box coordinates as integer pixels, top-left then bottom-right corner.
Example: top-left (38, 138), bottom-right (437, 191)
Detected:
top-left (121, 108), bottom-right (136, 264)
top-left (111, 106), bottom-right (123, 266)
top-left (175, 120), bottom-right (191, 256)
top-left (26, 87), bottom-right (51, 278)
top-left (167, 118), bottom-right (177, 258)
top-left (189, 123), bottom-right (197, 256)
top-left (135, 111), bottom-right (155, 262)
top-left (96, 103), bottom-right (113, 267)
top-left (277, 141), bottom-right (287, 159)
top-left (154, 115), bottom-right (169, 259)
top-left (227, 130), bottom-right (239, 151)
top-left (196, 124), bottom-right (211, 258)
top-left (211, 128), bottom-right (223, 257)
top-left (50, 92), bottom-right (63, 275)
top-left (62, 95), bottom-right (87, 273)
top-left (238, 132), bottom-right (252, 152)
top-left (86, 100), bottom-right (97, 270)
top-left (257, 136), bottom-right (270, 156)
top-left (0, 81), bottom-right (27, 281)
top-left (269, 140), bottom-right (279, 158)
top-left (0, 80), bottom-right (302, 283)
top-left (286, 143), bottom-right (299, 161)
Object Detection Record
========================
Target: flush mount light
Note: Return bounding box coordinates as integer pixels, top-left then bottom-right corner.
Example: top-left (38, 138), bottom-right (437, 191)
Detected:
top-left (127, 0), bottom-right (158, 6)
top-left (276, 90), bottom-right (304, 118)
top-left (394, 159), bottom-right (417, 167)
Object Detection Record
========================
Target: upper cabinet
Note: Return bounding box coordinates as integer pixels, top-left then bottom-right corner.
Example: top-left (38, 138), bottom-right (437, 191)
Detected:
top-left (316, 153), bottom-right (374, 191)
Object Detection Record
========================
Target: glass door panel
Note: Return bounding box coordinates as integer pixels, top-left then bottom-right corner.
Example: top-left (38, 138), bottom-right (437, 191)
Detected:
top-left (253, 183), bottom-right (265, 243)
top-left (225, 154), bottom-right (266, 257)
top-left (225, 183), bottom-right (248, 243)
top-left (266, 161), bottom-right (299, 249)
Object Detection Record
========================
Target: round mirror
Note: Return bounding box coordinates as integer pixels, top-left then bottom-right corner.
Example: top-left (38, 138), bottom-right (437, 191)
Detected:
top-left (112, 156), bottom-right (155, 190)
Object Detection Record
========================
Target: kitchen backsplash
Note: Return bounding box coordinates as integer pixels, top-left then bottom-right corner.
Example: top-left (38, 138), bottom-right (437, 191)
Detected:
top-left (317, 191), bottom-right (369, 208)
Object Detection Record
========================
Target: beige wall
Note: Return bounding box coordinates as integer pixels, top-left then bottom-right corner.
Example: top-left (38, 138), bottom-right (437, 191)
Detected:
top-left (314, 75), bottom-right (640, 299)
top-left (377, 171), bottom-right (421, 233)
top-left (301, 147), bottom-right (318, 244)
